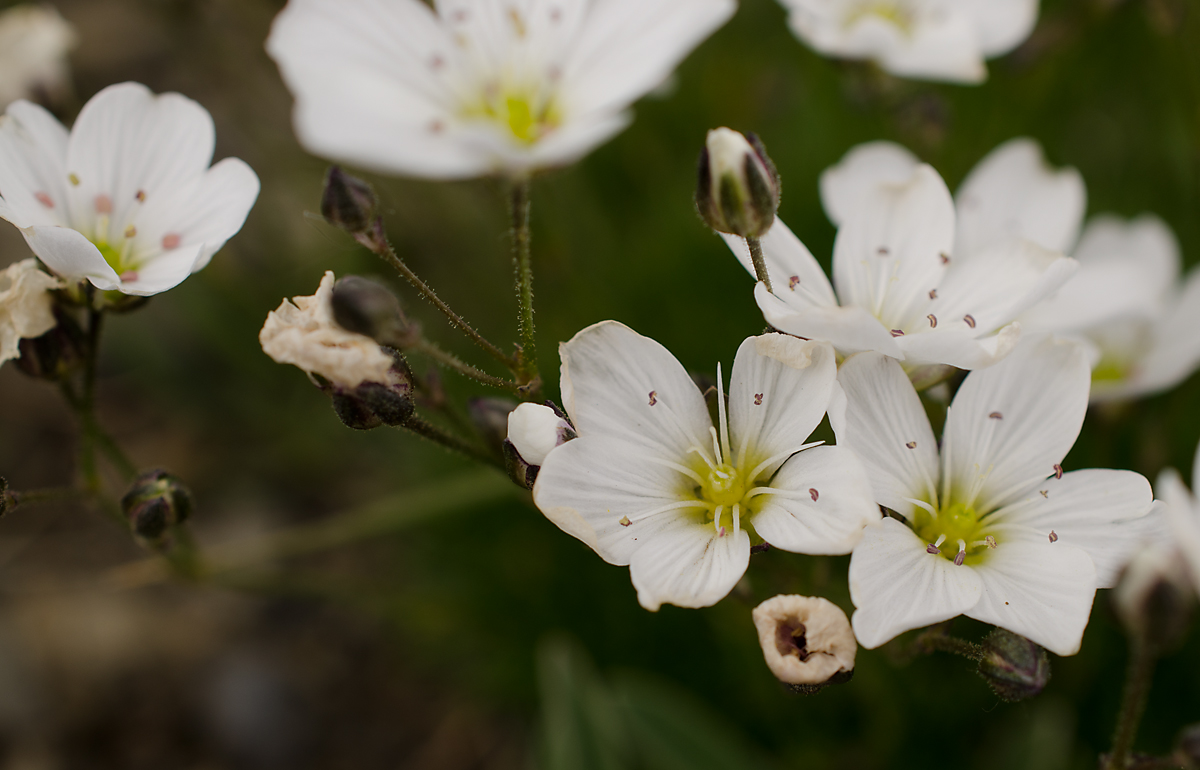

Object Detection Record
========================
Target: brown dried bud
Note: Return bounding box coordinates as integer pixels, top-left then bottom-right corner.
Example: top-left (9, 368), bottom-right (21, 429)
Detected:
top-left (752, 595), bottom-right (856, 693)
top-left (328, 352), bottom-right (415, 430)
top-left (330, 276), bottom-right (420, 349)
top-left (15, 306), bottom-right (85, 381)
top-left (321, 166), bottom-right (377, 235)
top-left (976, 627), bottom-right (1051, 702)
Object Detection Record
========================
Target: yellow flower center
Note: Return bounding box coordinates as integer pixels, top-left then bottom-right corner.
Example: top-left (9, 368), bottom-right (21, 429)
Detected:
top-left (913, 501), bottom-right (997, 565)
top-left (846, 2), bottom-right (914, 33)
top-left (464, 87), bottom-right (561, 144)
top-left (702, 462), bottom-right (748, 509)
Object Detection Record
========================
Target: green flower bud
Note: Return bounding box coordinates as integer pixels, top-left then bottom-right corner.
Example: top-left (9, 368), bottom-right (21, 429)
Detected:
top-left (330, 276), bottom-right (420, 348)
top-left (696, 128), bottom-right (781, 238)
top-left (976, 627), bottom-right (1051, 702)
top-left (121, 470), bottom-right (193, 542)
top-left (321, 165), bottom-right (378, 235)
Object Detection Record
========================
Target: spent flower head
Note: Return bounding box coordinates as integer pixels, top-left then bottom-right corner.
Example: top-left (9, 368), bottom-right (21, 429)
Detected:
top-left (0, 258), bottom-right (62, 364)
top-left (267, 0), bottom-right (735, 179)
top-left (752, 594), bottom-right (856, 691)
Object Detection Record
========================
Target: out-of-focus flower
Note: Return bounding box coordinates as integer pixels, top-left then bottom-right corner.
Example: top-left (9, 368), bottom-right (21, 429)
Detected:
top-left (266, 0), bottom-right (735, 180)
top-left (0, 82), bottom-right (260, 296)
top-left (776, 0), bottom-right (1039, 84)
top-left (0, 258), bottom-right (62, 363)
top-left (822, 138), bottom-right (1200, 400)
top-left (723, 163), bottom-right (1076, 378)
top-left (260, 271), bottom-right (396, 389)
top-left (0, 5), bottom-right (76, 108)
top-left (1112, 542), bottom-right (1193, 651)
top-left (751, 594), bottom-right (856, 690)
top-left (839, 336), bottom-right (1159, 655)
top-left (121, 469), bottom-right (193, 545)
top-left (696, 128), bottom-right (780, 239)
top-left (533, 321), bottom-right (878, 611)
top-left (1156, 439), bottom-right (1200, 597)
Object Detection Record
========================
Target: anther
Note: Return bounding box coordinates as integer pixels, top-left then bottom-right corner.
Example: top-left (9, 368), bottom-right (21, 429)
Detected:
top-left (754, 393), bottom-right (763, 406)
top-left (35, 192), bottom-right (54, 208)
top-left (809, 488), bottom-right (819, 502)
top-left (964, 314), bottom-right (977, 329)
top-left (954, 545), bottom-right (966, 566)
top-left (619, 516), bottom-right (631, 527)
top-left (135, 189), bottom-right (146, 203)
top-left (984, 535), bottom-right (997, 549)
top-left (1053, 464), bottom-right (1063, 479)
top-left (1040, 490), bottom-right (1048, 498)
top-left (68, 173), bottom-right (80, 186)
top-left (429, 54), bottom-right (445, 71)
top-left (549, 7), bottom-right (562, 22)
top-left (927, 314), bottom-right (937, 328)
top-left (124, 224), bottom-right (137, 239)
top-left (120, 270), bottom-right (139, 283)
top-left (451, 8), bottom-right (468, 22)
top-left (928, 288), bottom-right (938, 300)
top-left (429, 119), bottom-right (446, 134)
top-left (939, 252), bottom-right (950, 264)
top-left (890, 329), bottom-right (905, 337)
top-left (162, 233), bottom-right (181, 250)
top-left (718, 526), bottom-right (727, 538)
top-left (926, 544), bottom-right (941, 555)
top-left (789, 275), bottom-right (800, 290)
top-left (94, 194), bottom-right (113, 214)
top-left (648, 390), bottom-right (657, 406)
top-left (905, 441), bottom-right (916, 449)
top-left (989, 412), bottom-right (1002, 420)
top-left (1048, 531), bottom-right (1058, 543)
top-left (877, 246), bottom-right (890, 256)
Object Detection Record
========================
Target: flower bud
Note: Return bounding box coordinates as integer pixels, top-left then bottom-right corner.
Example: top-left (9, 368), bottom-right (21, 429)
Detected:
top-left (696, 128), bottom-right (781, 238)
top-left (1113, 544), bottom-right (1194, 653)
top-left (468, 397), bottom-right (518, 453)
top-left (121, 470), bottom-right (193, 543)
top-left (507, 403), bottom-right (575, 467)
top-left (751, 595), bottom-right (856, 694)
top-left (976, 627), bottom-right (1051, 702)
top-left (321, 166), bottom-right (378, 235)
top-left (15, 306), bottom-right (85, 381)
top-left (1175, 723), bottom-right (1200, 769)
top-left (329, 352), bottom-right (416, 430)
top-left (330, 276), bottom-right (420, 348)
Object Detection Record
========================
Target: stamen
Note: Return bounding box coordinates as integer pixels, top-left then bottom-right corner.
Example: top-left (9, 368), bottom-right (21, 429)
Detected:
top-left (905, 441), bottom-right (917, 449)
top-left (808, 488), bottom-right (818, 502)
top-left (619, 516), bottom-right (631, 527)
top-left (928, 288), bottom-right (938, 300)
top-left (120, 270), bottom-right (138, 283)
top-left (1048, 530), bottom-right (1058, 543)
top-left (626, 499), bottom-right (705, 524)
top-left (927, 314), bottom-right (937, 328)
top-left (709, 426), bottom-right (723, 465)
top-left (746, 441), bottom-right (824, 482)
top-left (939, 252), bottom-right (950, 265)
top-left (732, 503), bottom-right (741, 538)
top-left (68, 173), bottom-right (80, 186)
top-left (713, 505), bottom-right (724, 533)
top-left (648, 390), bottom-right (657, 406)
top-left (1053, 464), bottom-right (1063, 479)
top-left (934, 534), bottom-right (947, 548)
top-left (135, 189), bottom-right (146, 203)
top-left (890, 329), bottom-right (905, 337)
top-left (686, 445), bottom-right (717, 471)
top-left (963, 314), bottom-right (977, 329)
top-left (124, 224), bottom-right (137, 239)
top-left (642, 456), bottom-right (704, 486)
top-left (989, 412), bottom-right (1003, 420)
top-left (926, 543), bottom-right (941, 555)
top-left (754, 393), bottom-right (763, 406)
top-left (34, 192), bottom-right (54, 208)
top-left (903, 497), bottom-right (937, 517)
top-left (953, 539), bottom-right (967, 566)
top-left (1040, 490), bottom-right (1048, 498)
top-left (715, 363), bottom-right (732, 463)
top-left (877, 246), bottom-right (890, 256)
top-left (162, 233), bottom-right (182, 250)
top-left (94, 194), bottom-right (113, 214)
top-left (789, 275), bottom-right (800, 290)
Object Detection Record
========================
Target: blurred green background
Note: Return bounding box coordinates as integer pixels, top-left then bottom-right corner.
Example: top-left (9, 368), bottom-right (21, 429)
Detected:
top-left (0, 0), bottom-right (1198, 767)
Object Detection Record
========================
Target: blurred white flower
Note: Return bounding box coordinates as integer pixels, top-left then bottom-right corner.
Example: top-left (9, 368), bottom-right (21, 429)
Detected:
top-left (0, 5), bottom-right (76, 109)
top-left (752, 594), bottom-right (856, 687)
top-left (0, 82), bottom-right (260, 296)
top-left (532, 321), bottom-right (879, 611)
top-left (0, 258), bottom-right (62, 363)
top-left (822, 138), bottom-right (1200, 400)
top-left (724, 163), bottom-right (1076, 375)
top-left (838, 336), bottom-right (1160, 655)
top-left (507, 402), bottom-right (573, 467)
top-left (776, 0), bottom-right (1039, 84)
top-left (266, 0), bottom-right (735, 179)
top-left (260, 271), bottom-right (396, 389)
top-left (1156, 439), bottom-right (1200, 597)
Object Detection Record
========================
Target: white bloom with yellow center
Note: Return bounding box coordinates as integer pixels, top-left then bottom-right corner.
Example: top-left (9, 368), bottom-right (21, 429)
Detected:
top-left (0, 4), bottom-right (76, 109)
top-left (724, 162), bottom-right (1077, 376)
top-left (0, 82), bottom-right (260, 296)
top-left (777, 0), bottom-right (1039, 83)
top-left (0, 258), bottom-right (62, 363)
top-left (839, 336), bottom-right (1159, 655)
top-left (266, 0), bottom-right (735, 179)
top-left (822, 138), bottom-right (1200, 400)
top-left (533, 321), bottom-right (879, 611)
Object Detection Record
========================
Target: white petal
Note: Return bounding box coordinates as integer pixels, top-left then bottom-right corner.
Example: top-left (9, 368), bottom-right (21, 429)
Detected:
top-left (962, 0), bottom-right (1039, 56)
top-left (1121, 265), bottom-right (1200, 397)
top-left (533, 432), bottom-right (701, 566)
top-left (722, 218), bottom-right (837, 307)
top-left (954, 138), bottom-right (1086, 259)
top-left (1158, 467), bottom-right (1200, 595)
top-left (523, 110), bottom-right (631, 172)
top-left (942, 335), bottom-right (1090, 512)
top-left (0, 99), bottom-right (70, 228)
top-left (966, 541), bottom-right (1097, 656)
top-left (873, 12), bottom-right (988, 84)
top-left (755, 284), bottom-right (902, 358)
top-left (507, 402), bottom-right (570, 466)
top-left (557, 320), bottom-right (712, 463)
top-left (849, 517), bottom-right (983, 649)
top-left (728, 334), bottom-right (836, 471)
top-left (834, 352), bottom-right (939, 518)
top-left (832, 165), bottom-right (954, 333)
top-left (892, 321), bottom-right (1022, 370)
top-left (752, 445), bottom-right (881, 554)
top-left (20, 225), bottom-right (120, 289)
top-left (115, 244), bottom-right (204, 297)
top-left (561, 0), bottom-right (735, 118)
top-left (66, 83), bottom-right (217, 238)
top-left (629, 518), bottom-right (750, 611)
top-left (818, 141), bottom-right (920, 227)
top-left (991, 469), bottom-right (1159, 588)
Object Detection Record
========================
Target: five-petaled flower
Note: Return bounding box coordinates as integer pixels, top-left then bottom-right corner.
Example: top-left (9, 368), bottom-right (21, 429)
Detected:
top-left (821, 138), bottom-right (1200, 401)
top-left (775, 0), bottom-right (1039, 84)
top-left (0, 82), bottom-right (260, 296)
top-left (532, 321), bottom-right (879, 611)
top-left (266, 0), bottom-right (735, 180)
top-left (724, 161), bottom-right (1077, 382)
top-left (838, 336), bottom-right (1160, 655)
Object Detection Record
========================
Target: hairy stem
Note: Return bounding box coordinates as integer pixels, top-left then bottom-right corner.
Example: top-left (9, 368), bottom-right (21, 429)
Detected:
top-left (1106, 640), bottom-right (1156, 770)
top-left (414, 339), bottom-right (523, 395)
top-left (916, 626), bottom-right (983, 661)
top-left (746, 236), bottom-right (773, 294)
top-left (78, 306), bottom-right (104, 494)
top-left (403, 413), bottom-right (501, 469)
top-left (7, 487), bottom-right (89, 509)
top-left (360, 229), bottom-right (516, 370)
top-left (510, 178), bottom-right (537, 386)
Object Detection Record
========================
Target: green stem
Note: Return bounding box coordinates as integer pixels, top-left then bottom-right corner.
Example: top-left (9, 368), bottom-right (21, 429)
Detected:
top-left (510, 178), bottom-right (537, 386)
top-left (7, 487), bottom-right (89, 509)
top-left (403, 413), bottom-right (501, 469)
top-left (915, 626), bottom-right (983, 661)
top-left (1106, 640), bottom-right (1157, 770)
top-left (414, 339), bottom-right (524, 395)
top-left (359, 230), bottom-right (516, 371)
top-left (78, 305), bottom-right (104, 494)
top-left (746, 236), bottom-right (773, 294)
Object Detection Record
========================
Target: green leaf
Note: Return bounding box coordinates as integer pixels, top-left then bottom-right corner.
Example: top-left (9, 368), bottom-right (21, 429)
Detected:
top-left (536, 634), bottom-right (633, 770)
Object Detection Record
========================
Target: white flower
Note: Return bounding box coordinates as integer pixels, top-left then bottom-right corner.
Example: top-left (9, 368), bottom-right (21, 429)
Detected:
top-left (1156, 439), bottom-right (1200, 597)
top-left (0, 82), bottom-right (260, 296)
top-left (260, 271), bottom-right (396, 389)
top-left (776, 0), bottom-right (1039, 84)
top-left (751, 594), bottom-right (856, 687)
top-left (532, 321), bottom-right (879, 611)
top-left (822, 139), bottom-right (1200, 400)
top-left (266, 0), bottom-right (735, 179)
top-left (0, 5), bottom-right (76, 109)
top-left (837, 336), bottom-right (1159, 655)
top-left (507, 402), bottom-right (573, 466)
top-left (724, 162), bottom-right (1076, 375)
top-left (0, 258), bottom-right (62, 363)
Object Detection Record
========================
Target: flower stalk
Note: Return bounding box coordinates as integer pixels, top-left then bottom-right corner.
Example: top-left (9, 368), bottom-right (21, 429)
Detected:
top-left (510, 178), bottom-right (538, 387)
top-left (413, 338), bottom-right (525, 396)
top-left (746, 236), bottom-right (773, 294)
top-left (1106, 640), bottom-right (1156, 770)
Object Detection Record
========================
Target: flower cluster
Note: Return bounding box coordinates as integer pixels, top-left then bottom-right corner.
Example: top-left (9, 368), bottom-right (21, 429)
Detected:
top-left (0, 4), bottom-right (76, 109)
